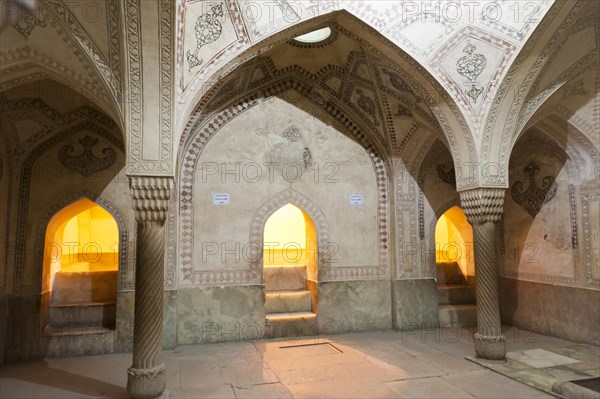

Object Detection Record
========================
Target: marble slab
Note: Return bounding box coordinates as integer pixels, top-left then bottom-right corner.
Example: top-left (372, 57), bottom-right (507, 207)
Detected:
top-left (507, 349), bottom-right (581, 368)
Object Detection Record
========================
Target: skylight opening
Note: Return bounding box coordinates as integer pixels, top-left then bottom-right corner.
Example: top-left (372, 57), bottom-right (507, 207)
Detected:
top-left (294, 27), bottom-right (332, 43)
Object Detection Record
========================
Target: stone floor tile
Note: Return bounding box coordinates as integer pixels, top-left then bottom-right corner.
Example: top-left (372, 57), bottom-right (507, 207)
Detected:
top-left (363, 351), bottom-right (445, 379)
top-left (546, 344), bottom-right (600, 363)
top-left (0, 362), bottom-right (128, 398)
top-left (507, 368), bottom-right (560, 392)
top-left (1, 329), bottom-right (597, 399)
top-left (274, 360), bottom-right (400, 385)
top-left (507, 349), bottom-right (581, 368)
top-left (418, 352), bottom-right (482, 374)
top-left (442, 369), bottom-right (552, 398)
top-left (264, 344), bottom-right (366, 372)
top-left (385, 376), bottom-right (475, 398)
top-left (543, 364), bottom-right (599, 382)
top-left (288, 377), bottom-right (400, 398)
top-left (233, 382), bottom-right (293, 398)
top-left (172, 384), bottom-right (236, 399)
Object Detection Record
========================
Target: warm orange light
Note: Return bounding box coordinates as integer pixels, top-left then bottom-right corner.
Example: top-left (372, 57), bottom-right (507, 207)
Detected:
top-left (435, 206), bottom-right (474, 277)
top-left (264, 203), bottom-right (307, 266)
top-left (45, 199), bottom-right (119, 275)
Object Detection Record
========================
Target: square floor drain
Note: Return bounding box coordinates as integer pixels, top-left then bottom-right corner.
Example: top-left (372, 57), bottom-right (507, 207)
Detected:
top-left (280, 342), bottom-right (342, 357)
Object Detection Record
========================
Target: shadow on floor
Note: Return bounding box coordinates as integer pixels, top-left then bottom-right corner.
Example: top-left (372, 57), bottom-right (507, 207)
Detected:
top-left (0, 360), bottom-right (127, 398)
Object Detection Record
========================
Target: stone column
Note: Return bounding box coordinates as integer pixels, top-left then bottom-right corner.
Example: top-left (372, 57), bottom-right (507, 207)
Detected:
top-left (460, 188), bottom-right (506, 360)
top-left (127, 176), bottom-right (172, 399)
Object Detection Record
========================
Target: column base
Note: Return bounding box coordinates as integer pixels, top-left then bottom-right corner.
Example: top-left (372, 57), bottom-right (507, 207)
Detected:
top-left (474, 332), bottom-right (506, 360)
top-left (127, 363), bottom-right (167, 399)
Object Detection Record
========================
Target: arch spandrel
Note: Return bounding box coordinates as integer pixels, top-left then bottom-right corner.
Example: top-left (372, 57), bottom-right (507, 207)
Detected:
top-left (480, 0), bottom-right (596, 188)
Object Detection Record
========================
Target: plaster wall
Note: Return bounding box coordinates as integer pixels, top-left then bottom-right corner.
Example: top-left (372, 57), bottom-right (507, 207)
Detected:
top-left (186, 94), bottom-right (380, 283)
top-left (173, 280), bottom-right (393, 345)
top-left (500, 278), bottom-right (600, 345)
top-left (4, 129), bottom-right (135, 361)
top-left (418, 141), bottom-right (468, 280)
top-left (174, 93), bottom-right (393, 340)
top-left (503, 158), bottom-right (575, 280)
top-left (500, 133), bottom-right (600, 344)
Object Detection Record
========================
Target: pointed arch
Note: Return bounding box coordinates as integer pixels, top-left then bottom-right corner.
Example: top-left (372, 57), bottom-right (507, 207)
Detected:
top-left (250, 188), bottom-right (330, 282)
top-left (11, 118), bottom-right (124, 293)
top-left (34, 190), bottom-right (131, 293)
top-left (480, 0), bottom-right (593, 187)
top-left (427, 203), bottom-right (476, 297)
top-left (177, 10), bottom-right (475, 187)
top-left (177, 86), bottom-right (390, 284)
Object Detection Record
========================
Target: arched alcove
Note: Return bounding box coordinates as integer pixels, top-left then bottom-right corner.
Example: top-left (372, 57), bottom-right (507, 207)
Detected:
top-left (264, 204), bottom-right (312, 268)
top-left (435, 206), bottom-right (474, 280)
top-left (263, 203), bottom-right (318, 327)
top-left (42, 198), bottom-right (119, 333)
top-left (434, 206), bottom-right (476, 328)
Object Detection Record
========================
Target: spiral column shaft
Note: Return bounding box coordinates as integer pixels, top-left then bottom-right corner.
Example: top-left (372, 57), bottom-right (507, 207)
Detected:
top-left (460, 188), bottom-right (506, 360)
top-left (127, 176), bottom-right (172, 399)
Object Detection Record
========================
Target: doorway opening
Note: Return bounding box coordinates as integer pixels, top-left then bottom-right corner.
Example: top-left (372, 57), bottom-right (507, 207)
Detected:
top-left (42, 198), bottom-right (119, 333)
top-left (263, 204), bottom-right (318, 335)
top-left (434, 206), bottom-right (476, 327)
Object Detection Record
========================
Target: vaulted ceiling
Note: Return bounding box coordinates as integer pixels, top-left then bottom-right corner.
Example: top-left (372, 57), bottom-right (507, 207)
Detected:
top-left (0, 0), bottom-right (597, 189)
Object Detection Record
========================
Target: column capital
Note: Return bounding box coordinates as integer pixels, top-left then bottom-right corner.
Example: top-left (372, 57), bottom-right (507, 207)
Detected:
top-left (128, 175), bottom-right (173, 222)
top-left (459, 187), bottom-right (505, 224)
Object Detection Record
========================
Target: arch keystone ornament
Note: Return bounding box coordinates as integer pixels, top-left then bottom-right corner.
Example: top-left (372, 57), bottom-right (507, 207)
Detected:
top-left (460, 187), bottom-right (506, 360)
top-left (127, 176), bottom-right (173, 399)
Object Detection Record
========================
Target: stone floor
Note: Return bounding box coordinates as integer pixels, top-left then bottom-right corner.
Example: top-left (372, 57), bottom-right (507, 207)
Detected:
top-left (1, 326), bottom-right (598, 398)
top-left (470, 344), bottom-right (600, 397)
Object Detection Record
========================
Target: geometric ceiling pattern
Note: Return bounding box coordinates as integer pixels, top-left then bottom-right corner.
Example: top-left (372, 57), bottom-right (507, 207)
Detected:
top-left (0, 0), bottom-right (597, 190)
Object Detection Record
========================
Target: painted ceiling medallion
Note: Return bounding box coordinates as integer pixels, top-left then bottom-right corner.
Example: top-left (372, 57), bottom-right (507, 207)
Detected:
top-left (281, 126), bottom-right (302, 142)
top-left (187, 3), bottom-right (224, 71)
top-left (563, 79), bottom-right (588, 99)
top-left (357, 90), bottom-right (376, 115)
top-left (389, 72), bottom-right (414, 95)
top-left (511, 161), bottom-right (558, 217)
top-left (456, 43), bottom-right (487, 103)
top-left (457, 43), bottom-right (486, 81)
top-left (58, 136), bottom-right (116, 176)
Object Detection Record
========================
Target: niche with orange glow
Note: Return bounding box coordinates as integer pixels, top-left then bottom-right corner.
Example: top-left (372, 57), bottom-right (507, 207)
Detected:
top-left (263, 203), bottom-right (318, 314)
top-left (264, 204), bottom-right (308, 267)
top-left (42, 198), bottom-right (119, 331)
top-left (435, 206), bottom-right (474, 279)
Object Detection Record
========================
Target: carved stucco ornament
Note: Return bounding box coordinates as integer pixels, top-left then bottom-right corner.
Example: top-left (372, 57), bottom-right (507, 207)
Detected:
top-left (58, 136), bottom-right (116, 176)
top-left (437, 164), bottom-right (456, 188)
top-left (395, 104), bottom-right (412, 117)
top-left (267, 126), bottom-right (312, 183)
top-left (356, 89), bottom-right (380, 126)
top-left (388, 72), bottom-right (414, 95)
top-left (456, 42), bottom-right (487, 103)
top-left (13, 12), bottom-right (46, 39)
top-left (511, 161), bottom-right (557, 217)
